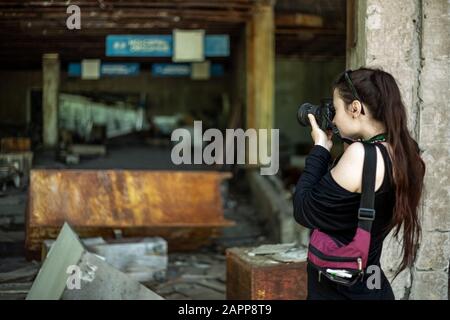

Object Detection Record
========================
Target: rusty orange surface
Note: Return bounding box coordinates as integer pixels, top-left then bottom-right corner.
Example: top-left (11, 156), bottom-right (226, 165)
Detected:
top-left (1, 137), bottom-right (31, 152)
top-left (27, 169), bottom-right (233, 227)
top-left (26, 170), bottom-right (234, 255)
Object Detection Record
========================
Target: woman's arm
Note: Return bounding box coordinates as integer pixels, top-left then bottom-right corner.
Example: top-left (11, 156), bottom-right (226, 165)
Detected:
top-left (292, 144), bottom-right (332, 228)
top-left (292, 143), bottom-right (364, 230)
top-left (292, 115), bottom-right (366, 230)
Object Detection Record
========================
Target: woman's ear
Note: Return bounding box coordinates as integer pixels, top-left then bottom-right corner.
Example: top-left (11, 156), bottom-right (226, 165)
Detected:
top-left (350, 100), bottom-right (363, 118)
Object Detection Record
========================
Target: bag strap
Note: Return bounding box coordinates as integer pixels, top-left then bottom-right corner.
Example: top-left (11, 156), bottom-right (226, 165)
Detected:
top-left (358, 143), bottom-right (377, 232)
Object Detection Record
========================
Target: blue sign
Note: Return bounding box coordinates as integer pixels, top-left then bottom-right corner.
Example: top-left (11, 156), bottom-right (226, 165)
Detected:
top-left (152, 63), bottom-right (225, 77)
top-left (152, 63), bottom-right (191, 77)
top-left (68, 62), bottom-right (140, 77)
top-left (205, 35), bottom-right (230, 57)
top-left (68, 63), bottom-right (81, 76)
top-left (101, 63), bottom-right (140, 76)
top-left (106, 35), bottom-right (172, 57)
top-left (68, 62), bottom-right (224, 78)
top-left (106, 34), bottom-right (230, 57)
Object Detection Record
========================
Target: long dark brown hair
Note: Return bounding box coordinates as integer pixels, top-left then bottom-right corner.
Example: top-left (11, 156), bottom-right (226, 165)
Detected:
top-left (333, 67), bottom-right (425, 277)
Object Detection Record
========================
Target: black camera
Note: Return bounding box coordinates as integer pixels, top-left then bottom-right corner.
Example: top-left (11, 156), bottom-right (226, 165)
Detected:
top-left (297, 98), bottom-right (335, 131)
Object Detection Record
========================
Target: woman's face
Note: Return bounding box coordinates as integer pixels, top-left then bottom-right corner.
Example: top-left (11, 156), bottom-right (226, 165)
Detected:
top-left (332, 88), bottom-right (360, 138)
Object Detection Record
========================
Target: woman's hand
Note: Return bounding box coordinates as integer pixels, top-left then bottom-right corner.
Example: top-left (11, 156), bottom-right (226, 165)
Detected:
top-left (308, 114), bottom-right (333, 151)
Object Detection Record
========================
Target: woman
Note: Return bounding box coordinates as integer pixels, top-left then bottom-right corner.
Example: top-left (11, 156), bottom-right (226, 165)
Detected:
top-left (293, 67), bottom-right (425, 300)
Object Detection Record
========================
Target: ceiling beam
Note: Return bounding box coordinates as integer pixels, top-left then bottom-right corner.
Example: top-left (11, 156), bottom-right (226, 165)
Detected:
top-left (275, 13), bottom-right (324, 28)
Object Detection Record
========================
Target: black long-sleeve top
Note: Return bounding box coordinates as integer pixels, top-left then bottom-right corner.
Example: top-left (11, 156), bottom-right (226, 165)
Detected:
top-left (293, 144), bottom-right (396, 300)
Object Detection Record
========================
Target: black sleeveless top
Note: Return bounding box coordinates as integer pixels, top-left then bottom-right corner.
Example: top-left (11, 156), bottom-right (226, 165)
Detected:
top-left (293, 143), bottom-right (396, 300)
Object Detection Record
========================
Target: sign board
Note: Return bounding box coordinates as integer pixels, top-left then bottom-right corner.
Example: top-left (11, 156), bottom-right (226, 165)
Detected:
top-left (152, 63), bottom-right (224, 78)
top-left (68, 63), bottom-right (82, 76)
top-left (205, 35), bottom-right (230, 57)
top-left (106, 35), bottom-right (172, 57)
top-left (151, 63), bottom-right (191, 77)
top-left (106, 34), bottom-right (230, 58)
top-left (191, 61), bottom-right (211, 80)
top-left (101, 63), bottom-right (140, 76)
top-left (172, 29), bottom-right (205, 62)
top-left (81, 59), bottom-right (100, 80)
top-left (68, 62), bottom-right (140, 77)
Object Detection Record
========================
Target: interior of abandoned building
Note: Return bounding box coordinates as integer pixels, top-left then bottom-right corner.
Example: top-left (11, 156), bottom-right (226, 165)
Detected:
top-left (0, 0), bottom-right (448, 301)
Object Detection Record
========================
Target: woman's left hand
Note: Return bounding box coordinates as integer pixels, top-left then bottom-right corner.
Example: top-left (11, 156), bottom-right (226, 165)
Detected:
top-left (308, 114), bottom-right (333, 151)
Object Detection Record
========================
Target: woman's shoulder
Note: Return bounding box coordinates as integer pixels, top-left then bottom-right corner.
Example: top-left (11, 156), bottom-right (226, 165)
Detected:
top-left (343, 142), bottom-right (367, 160)
top-left (330, 142), bottom-right (386, 194)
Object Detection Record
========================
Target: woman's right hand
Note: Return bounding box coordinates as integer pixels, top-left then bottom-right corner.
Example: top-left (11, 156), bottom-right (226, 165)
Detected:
top-left (308, 114), bottom-right (333, 151)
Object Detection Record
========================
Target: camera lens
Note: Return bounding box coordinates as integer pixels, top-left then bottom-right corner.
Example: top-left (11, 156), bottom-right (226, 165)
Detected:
top-left (297, 103), bottom-right (321, 127)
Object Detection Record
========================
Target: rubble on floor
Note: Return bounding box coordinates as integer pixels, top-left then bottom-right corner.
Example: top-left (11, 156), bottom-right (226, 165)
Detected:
top-left (0, 190), bottom-right (27, 257)
top-left (43, 236), bottom-right (168, 283)
top-left (0, 175), bottom-right (273, 300)
top-left (26, 223), bottom-right (163, 300)
top-left (61, 251), bottom-right (163, 300)
top-left (0, 249), bottom-right (229, 300)
top-left (0, 141), bottom-right (277, 300)
top-left (0, 257), bottom-right (39, 300)
top-left (146, 253), bottom-right (227, 300)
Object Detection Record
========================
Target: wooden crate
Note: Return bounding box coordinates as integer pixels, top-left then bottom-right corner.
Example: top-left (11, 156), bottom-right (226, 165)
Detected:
top-left (226, 247), bottom-right (307, 300)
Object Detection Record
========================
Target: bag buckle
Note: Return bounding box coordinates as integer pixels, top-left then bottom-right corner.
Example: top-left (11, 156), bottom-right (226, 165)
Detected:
top-left (358, 208), bottom-right (375, 221)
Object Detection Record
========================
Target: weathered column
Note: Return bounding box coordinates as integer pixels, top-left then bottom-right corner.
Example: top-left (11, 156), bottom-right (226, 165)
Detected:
top-left (409, 0), bottom-right (450, 300)
top-left (348, 0), bottom-right (450, 300)
top-left (42, 53), bottom-right (60, 148)
top-left (246, 0), bottom-right (275, 132)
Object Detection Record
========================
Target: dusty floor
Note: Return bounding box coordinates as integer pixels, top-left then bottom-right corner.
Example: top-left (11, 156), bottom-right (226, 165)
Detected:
top-left (0, 138), bottom-right (270, 300)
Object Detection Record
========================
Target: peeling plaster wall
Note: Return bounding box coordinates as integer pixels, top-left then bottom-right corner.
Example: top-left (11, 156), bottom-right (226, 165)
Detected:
top-left (348, 0), bottom-right (450, 300)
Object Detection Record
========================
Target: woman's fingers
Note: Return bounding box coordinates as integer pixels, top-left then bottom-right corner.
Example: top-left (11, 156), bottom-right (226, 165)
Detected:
top-left (307, 114), bottom-right (319, 129)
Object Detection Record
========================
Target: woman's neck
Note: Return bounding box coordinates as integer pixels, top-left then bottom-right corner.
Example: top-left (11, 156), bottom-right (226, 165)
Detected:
top-left (360, 122), bottom-right (387, 141)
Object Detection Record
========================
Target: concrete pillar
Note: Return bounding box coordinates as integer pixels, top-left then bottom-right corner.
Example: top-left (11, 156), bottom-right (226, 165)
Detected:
top-left (409, 0), bottom-right (450, 300)
top-left (348, 0), bottom-right (450, 300)
top-left (42, 53), bottom-right (60, 148)
top-left (246, 1), bottom-right (275, 132)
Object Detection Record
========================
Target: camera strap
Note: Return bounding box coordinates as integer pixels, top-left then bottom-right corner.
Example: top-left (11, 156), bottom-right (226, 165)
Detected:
top-left (358, 143), bottom-right (377, 232)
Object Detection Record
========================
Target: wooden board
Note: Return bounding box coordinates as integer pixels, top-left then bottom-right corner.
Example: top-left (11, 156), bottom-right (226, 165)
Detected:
top-left (226, 247), bottom-right (308, 300)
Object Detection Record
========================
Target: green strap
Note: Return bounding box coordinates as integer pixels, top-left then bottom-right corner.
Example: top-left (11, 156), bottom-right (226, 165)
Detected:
top-left (361, 133), bottom-right (387, 143)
